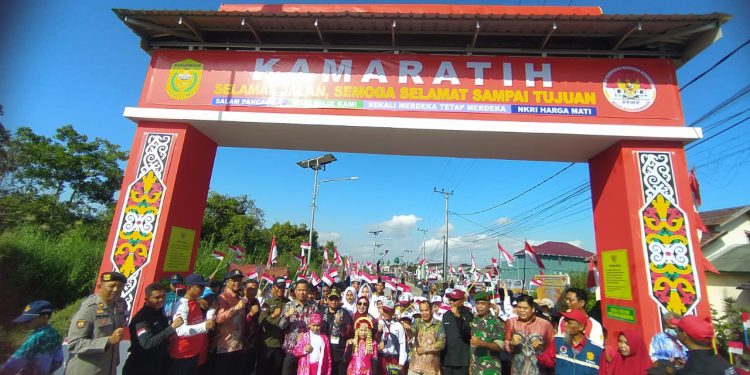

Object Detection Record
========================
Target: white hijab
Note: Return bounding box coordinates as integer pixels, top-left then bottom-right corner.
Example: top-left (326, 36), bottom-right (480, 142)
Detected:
top-left (342, 286), bottom-right (358, 314)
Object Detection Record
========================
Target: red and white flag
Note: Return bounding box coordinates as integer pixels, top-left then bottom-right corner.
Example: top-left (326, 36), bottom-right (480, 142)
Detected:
top-left (300, 242), bottom-right (312, 256)
top-left (457, 265), bottom-right (464, 275)
top-left (498, 242), bottom-right (514, 267)
top-left (470, 253), bottom-right (477, 272)
top-left (261, 273), bottom-right (274, 284)
top-left (449, 264), bottom-right (455, 275)
top-left (360, 271), bottom-right (376, 284)
top-left (490, 257), bottom-right (499, 276)
top-left (211, 251), bottom-right (225, 261)
top-left (384, 279), bottom-right (397, 291)
top-left (229, 245), bottom-right (245, 257)
top-left (524, 241), bottom-right (545, 269)
top-left (397, 283), bottom-right (411, 293)
top-left (310, 270), bottom-right (322, 286)
top-left (530, 276), bottom-right (543, 287)
top-left (333, 247), bottom-right (343, 266)
top-left (587, 256), bottom-right (599, 290)
top-left (418, 258), bottom-right (427, 266)
top-left (322, 268), bottom-right (339, 286)
top-left (365, 261), bottom-right (373, 273)
top-left (267, 236), bottom-right (278, 267)
top-left (246, 270), bottom-right (259, 280)
top-left (323, 247), bottom-right (330, 264)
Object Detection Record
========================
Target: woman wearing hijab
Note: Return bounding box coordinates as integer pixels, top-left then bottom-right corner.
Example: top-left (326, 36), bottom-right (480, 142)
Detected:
top-left (607, 329), bottom-right (652, 375)
top-left (342, 287), bottom-right (358, 315)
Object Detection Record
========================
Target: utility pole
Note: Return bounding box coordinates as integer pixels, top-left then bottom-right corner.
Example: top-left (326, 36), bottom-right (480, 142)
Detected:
top-left (434, 188), bottom-right (453, 284)
top-left (417, 227), bottom-right (428, 280)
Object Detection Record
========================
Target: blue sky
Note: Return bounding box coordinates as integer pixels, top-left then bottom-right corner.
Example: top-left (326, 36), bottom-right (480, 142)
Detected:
top-left (1, 0), bottom-right (748, 267)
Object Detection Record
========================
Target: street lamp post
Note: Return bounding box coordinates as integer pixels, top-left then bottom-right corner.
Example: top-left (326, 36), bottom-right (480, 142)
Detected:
top-left (298, 153), bottom-right (358, 265)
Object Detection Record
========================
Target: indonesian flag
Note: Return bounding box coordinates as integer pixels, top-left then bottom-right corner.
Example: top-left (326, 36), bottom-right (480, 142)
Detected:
top-left (300, 242), bottom-right (312, 256)
top-left (360, 271), bottom-right (376, 284)
top-left (285, 279), bottom-right (292, 289)
top-left (323, 247), bottom-right (330, 264)
top-left (296, 274), bottom-right (308, 281)
top-left (229, 245), bottom-right (245, 257)
top-left (365, 261), bottom-right (373, 273)
top-left (211, 251), bottom-right (225, 261)
top-left (333, 247), bottom-right (343, 266)
top-left (449, 264), bottom-right (455, 275)
top-left (310, 270), bottom-right (322, 286)
top-left (587, 256), bottom-right (598, 290)
top-left (397, 283), bottom-right (411, 293)
top-left (418, 258), bottom-right (427, 266)
top-left (524, 241), bottom-right (545, 269)
top-left (457, 265), bottom-right (464, 274)
top-left (491, 257), bottom-right (499, 276)
top-left (267, 236), bottom-right (278, 266)
top-left (384, 279), bottom-right (397, 291)
top-left (470, 253), bottom-right (477, 272)
top-left (136, 326), bottom-right (148, 337)
top-left (246, 270), bottom-right (259, 280)
top-left (530, 276), bottom-right (543, 287)
top-left (261, 273), bottom-right (274, 284)
top-left (498, 242), bottom-right (514, 267)
top-left (322, 268), bottom-right (339, 286)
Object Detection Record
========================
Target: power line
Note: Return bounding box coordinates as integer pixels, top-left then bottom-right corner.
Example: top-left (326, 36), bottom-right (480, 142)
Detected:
top-left (688, 84), bottom-right (750, 128)
top-left (455, 162), bottom-right (577, 216)
top-left (686, 115), bottom-right (750, 151)
top-left (680, 38), bottom-right (750, 92)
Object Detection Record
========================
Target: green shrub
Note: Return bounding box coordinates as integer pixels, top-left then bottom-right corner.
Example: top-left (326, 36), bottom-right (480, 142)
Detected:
top-left (0, 226), bottom-right (104, 323)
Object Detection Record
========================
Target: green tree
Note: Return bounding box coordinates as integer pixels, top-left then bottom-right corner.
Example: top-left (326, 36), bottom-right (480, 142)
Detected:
top-left (201, 191), bottom-right (265, 255)
top-left (0, 125), bottom-right (126, 232)
top-left (0, 105), bottom-right (10, 179)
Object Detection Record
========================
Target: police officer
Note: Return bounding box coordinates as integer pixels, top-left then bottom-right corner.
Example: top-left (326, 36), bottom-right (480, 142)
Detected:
top-left (123, 282), bottom-right (184, 375)
top-left (66, 271), bottom-right (128, 375)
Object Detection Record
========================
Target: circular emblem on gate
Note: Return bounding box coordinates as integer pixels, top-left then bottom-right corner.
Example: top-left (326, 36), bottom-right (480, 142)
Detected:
top-left (560, 346), bottom-right (568, 354)
top-left (602, 66), bottom-right (656, 112)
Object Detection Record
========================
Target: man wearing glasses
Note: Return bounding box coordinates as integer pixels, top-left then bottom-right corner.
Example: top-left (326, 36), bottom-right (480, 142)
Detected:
top-left (557, 288), bottom-right (603, 347)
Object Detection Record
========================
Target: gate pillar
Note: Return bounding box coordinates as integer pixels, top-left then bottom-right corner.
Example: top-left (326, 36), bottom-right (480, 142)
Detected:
top-left (589, 140), bottom-right (711, 344)
top-left (96, 121), bottom-right (217, 317)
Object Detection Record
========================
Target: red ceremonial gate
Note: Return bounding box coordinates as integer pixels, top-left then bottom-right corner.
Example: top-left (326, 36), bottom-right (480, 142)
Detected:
top-left (103, 4), bottom-right (727, 345)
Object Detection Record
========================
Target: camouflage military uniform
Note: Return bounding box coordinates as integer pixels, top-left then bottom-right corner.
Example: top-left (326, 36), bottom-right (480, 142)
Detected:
top-left (470, 313), bottom-right (505, 375)
top-left (65, 294), bottom-right (128, 375)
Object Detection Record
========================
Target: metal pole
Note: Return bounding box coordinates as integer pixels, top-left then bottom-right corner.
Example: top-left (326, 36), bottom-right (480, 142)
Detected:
top-left (522, 247), bottom-right (527, 295)
top-left (307, 167), bottom-right (319, 265)
top-left (444, 193), bottom-right (449, 284)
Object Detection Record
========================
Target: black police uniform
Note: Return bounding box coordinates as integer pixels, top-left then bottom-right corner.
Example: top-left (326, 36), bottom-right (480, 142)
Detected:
top-left (678, 349), bottom-right (737, 375)
top-left (123, 304), bottom-right (175, 375)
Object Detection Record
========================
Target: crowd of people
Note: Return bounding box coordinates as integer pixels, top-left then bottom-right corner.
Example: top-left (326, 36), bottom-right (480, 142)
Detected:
top-left (0, 270), bottom-right (737, 375)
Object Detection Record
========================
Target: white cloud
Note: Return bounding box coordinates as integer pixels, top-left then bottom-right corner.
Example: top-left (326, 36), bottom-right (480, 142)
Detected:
top-left (369, 214), bottom-right (422, 238)
top-left (318, 232), bottom-right (342, 243)
top-left (567, 240), bottom-right (585, 248)
top-left (495, 217), bottom-right (512, 226)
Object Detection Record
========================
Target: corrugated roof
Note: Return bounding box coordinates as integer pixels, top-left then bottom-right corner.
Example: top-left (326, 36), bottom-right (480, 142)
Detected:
top-left (514, 241), bottom-right (593, 259)
top-left (710, 244), bottom-right (750, 273)
top-left (700, 205), bottom-right (750, 228)
top-left (112, 6), bottom-right (729, 66)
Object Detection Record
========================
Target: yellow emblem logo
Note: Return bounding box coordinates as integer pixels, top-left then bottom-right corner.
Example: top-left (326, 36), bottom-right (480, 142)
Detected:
top-left (76, 320), bottom-right (86, 329)
top-left (24, 305), bottom-right (31, 312)
top-left (166, 59), bottom-right (203, 100)
top-left (103, 274), bottom-right (111, 281)
top-left (586, 351), bottom-right (594, 361)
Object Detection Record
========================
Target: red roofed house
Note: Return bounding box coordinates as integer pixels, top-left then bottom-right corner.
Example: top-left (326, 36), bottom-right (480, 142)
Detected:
top-left (506, 241), bottom-right (594, 282)
top-left (700, 205), bottom-right (750, 314)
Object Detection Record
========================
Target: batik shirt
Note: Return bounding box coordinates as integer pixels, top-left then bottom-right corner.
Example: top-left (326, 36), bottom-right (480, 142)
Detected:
top-left (470, 313), bottom-right (505, 375)
top-left (280, 298), bottom-right (319, 353)
top-left (0, 324), bottom-right (63, 375)
top-left (409, 318), bottom-right (446, 375)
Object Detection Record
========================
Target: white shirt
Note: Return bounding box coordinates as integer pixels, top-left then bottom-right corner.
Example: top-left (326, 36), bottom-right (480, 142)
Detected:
top-left (378, 318), bottom-right (407, 365)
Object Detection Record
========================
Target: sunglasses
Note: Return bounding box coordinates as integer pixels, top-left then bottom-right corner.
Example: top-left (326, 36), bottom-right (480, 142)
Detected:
top-left (357, 302), bottom-right (368, 306)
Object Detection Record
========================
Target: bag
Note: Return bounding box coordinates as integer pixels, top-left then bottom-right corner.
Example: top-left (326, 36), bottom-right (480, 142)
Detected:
top-left (385, 363), bottom-right (403, 375)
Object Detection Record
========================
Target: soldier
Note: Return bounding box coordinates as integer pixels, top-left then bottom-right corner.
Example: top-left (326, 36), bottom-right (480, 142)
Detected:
top-left (65, 271), bottom-right (128, 375)
top-left (257, 278), bottom-right (289, 374)
top-left (469, 291), bottom-right (505, 375)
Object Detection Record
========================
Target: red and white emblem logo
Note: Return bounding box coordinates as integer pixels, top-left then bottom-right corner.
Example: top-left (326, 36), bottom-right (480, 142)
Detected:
top-left (603, 66), bottom-right (656, 112)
